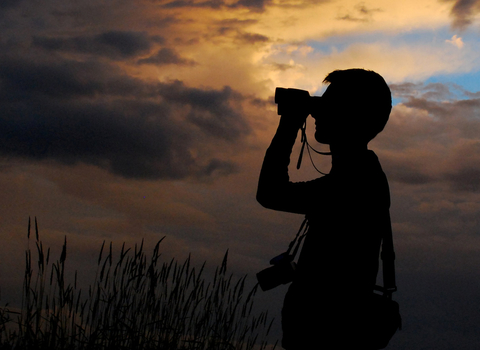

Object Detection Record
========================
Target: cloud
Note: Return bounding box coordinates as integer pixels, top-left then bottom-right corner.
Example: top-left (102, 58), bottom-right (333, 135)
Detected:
top-left (33, 31), bottom-right (197, 68)
top-left (202, 18), bottom-right (270, 46)
top-left (337, 2), bottom-right (383, 22)
top-left (373, 82), bottom-right (480, 192)
top-left (162, 0), bottom-right (271, 11)
top-left (137, 48), bottom-right (196, 66)
top-left (0, 0), bottom-right (23, 9)
top-left (443, 139), bottom-right (480, 192)
top-left (261, 37), bottom-right (480, 95)
top-left (0, 55), bottom-right (250, 180)
top-left (446, 0), bottom-right (480, 30)
top-left (155, 80), bottom-right (249, 140)
top-left (445, 34), bottom-right (464, 48)
top-left (391, 82), bottom-right (457, 101)
top-left (162, 0), bottom-right (223, 9)
top-left (32, 31), bottom-right (163, 60)
top-left (236, 32), bottom-right (270, 45)
top-left (229, 0), bottom-right (272, 11)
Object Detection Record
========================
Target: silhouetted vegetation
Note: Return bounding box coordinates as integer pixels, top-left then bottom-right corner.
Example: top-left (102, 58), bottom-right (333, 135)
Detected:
top-left (0, 218), bottom-right (276, 350)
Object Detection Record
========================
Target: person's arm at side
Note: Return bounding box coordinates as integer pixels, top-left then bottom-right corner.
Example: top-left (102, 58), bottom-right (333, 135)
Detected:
top-left (256, 113), bottom-right (316, 214)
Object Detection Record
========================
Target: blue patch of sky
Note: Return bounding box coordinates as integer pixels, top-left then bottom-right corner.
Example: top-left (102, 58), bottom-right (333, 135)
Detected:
top-left (304, 31), bottom-right (381, 56)
top-left (391, 97), bottom-right (402, 106)
top-left (306, 26), bottom-right (480, 56)
top-left (422, 27), bottom-right (480, 95)
top-left (305, 29), bottom-right (443, 56)
top-left (304, 27), bottom-right (480, 105)
top-left (425, 71), bottom-right (480, 95)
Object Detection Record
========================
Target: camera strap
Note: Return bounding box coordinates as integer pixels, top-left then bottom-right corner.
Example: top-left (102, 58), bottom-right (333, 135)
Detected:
top-left (268, 217), bottom-right (309, 266)
top-left (375, 210), bottom-right (397, 299)
top-left (286, 216), bottom-right (309, 260)
top-left (297, 121), bottom-right (331, 175)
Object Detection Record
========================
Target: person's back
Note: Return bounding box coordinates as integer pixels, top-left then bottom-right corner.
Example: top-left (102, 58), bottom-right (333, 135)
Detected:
top-left (257, 69), bottom-right (393, 349)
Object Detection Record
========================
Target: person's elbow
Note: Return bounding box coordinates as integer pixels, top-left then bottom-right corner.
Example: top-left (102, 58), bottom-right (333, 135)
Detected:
top-left (256, 190), bottom-right (268, 208)
top-left (256, 187), bottom-right (277, 209)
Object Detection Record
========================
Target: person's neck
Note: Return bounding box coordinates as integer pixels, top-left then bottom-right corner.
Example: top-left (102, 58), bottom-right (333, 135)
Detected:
top-left (329, 142), bottom-right (368, 165)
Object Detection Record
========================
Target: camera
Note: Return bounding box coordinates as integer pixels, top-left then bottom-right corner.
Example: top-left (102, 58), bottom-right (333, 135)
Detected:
top-left (274, 87), bottom-right (322, 116)
top-left (256, 252), bottom-right (297, 291)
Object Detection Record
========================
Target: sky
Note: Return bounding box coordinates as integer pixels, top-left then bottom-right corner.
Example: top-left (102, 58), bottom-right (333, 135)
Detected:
top-left (1, 0), bottom-right (480, 348)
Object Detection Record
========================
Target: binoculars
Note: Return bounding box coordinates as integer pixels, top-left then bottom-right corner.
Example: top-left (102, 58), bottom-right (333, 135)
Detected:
top-left (274, 87), bottom-right (322, 116)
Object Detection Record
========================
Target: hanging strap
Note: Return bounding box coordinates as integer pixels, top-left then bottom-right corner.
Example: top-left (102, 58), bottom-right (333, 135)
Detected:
top-left (296, 121), bottom-right (331, 171)
top-left (270, 217), bottom-right (308, 266)
top-left (377, 210), bottom-right (397, 298)
top-left (286, 217), bottom-right (308, 257)
top-left (288, 217), bottom-right (309, 260)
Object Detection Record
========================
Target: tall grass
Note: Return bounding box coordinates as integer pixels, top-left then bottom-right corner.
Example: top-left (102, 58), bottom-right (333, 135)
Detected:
top-left (0, 218), bottom-right (277, 350)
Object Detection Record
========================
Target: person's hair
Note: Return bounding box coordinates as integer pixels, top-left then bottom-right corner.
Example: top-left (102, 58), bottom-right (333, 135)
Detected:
top-left (323, 68), bottom-right (392, 142)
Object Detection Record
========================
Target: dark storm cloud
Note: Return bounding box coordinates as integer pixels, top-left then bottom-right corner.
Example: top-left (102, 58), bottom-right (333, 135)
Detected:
top-left (162, 0), bottom-right (271, 11)
top-left (162, 0), bottom-right (223, 9)
top-left (270, 63), bottom-right (295, 71)
top-left (209, 18), bottom-right (269, 45)
top-left (442, 139), bottom-right (480, 192)
top-left (337, 3), bottom-right (382, 22)
top-left (0, 58), bottom-right (143, 99)
top-left (0, 0), bottom-right (23, 9)
top-left (375, 82), bottom-right (480, 192)
top-left (33, 31), bottom-right (196, 68)
top-left (229, 0), bottom-right (271, 11)
top-left (236, 32), bottom-right (269, 44)
top-left (137, 48), bottom-right (196, 66)
top-left (216, 18), bottom-right (259, 27)
top-left (444, 0), bottom-right (480, 30)
top-left (0, 56), bottom-right (249, 179)
top-left (156, 80), bottom-right (249, 140)
top-left (33, 31), bottom-right (163, 60)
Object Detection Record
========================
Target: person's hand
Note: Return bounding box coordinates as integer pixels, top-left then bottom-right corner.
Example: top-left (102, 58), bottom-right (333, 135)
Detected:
top-left (276, 88), bottom-right (310, 130)
top-left (279, 110), bottom-right (309, 131)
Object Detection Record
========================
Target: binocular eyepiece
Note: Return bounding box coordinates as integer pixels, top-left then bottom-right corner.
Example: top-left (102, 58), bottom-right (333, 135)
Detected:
top-left (274, 87), bottom-right (322, 116)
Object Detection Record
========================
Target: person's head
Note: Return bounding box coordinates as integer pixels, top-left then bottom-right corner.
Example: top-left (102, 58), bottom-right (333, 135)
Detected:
top-left (312, 68), bottom-right (391, 146)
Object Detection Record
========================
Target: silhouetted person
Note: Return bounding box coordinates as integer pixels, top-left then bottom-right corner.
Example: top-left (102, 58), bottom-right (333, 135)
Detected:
top-left (257, 69), bottom-right (392, 349)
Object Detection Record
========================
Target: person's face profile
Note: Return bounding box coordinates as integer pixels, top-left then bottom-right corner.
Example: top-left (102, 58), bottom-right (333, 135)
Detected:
top-left (312, 84), bottom-right (339, 144)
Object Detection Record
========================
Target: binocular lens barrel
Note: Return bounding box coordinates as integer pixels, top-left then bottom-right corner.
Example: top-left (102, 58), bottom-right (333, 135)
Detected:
top-left (274, 87), bottom-right (321, 116)
top-left (274, 87), bottom-right (289, 105)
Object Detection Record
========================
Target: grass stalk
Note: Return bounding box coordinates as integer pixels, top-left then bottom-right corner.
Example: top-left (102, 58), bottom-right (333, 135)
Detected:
top-left (0, 218), bottom-right (277, 350)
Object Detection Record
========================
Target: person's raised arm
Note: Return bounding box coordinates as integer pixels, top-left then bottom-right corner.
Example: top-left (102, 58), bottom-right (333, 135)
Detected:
top-left (256, 112), bottom-right (313, 214)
